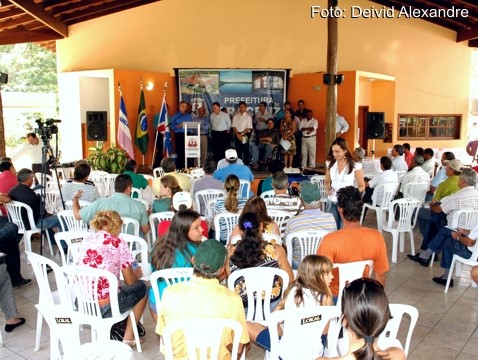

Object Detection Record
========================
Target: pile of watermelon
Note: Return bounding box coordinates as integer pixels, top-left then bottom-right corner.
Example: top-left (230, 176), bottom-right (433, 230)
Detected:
top-left (88, 146), bottom-right (127, 174)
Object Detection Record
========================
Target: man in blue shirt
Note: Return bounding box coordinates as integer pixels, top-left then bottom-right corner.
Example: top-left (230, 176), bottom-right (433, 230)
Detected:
top-left (213, 149), bottom-right (254, 198)
top-left (170, 101), bottom-right (192, 170)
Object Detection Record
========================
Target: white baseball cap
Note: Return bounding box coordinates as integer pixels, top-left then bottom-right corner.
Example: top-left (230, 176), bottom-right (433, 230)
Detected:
top-left (172, 191), bottom-right (192, 210)
top-left (225, 149), bottom-right (237, 161)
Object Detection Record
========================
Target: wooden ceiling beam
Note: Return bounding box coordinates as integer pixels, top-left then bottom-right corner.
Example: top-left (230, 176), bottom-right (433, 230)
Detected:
top-left (10, 0), bottom-right (68, 38)
top-left (468, 38), bottom-right (478, 47)
top-left (457, 26), bottom-right (478, 42)
top-left (0, 29), bottom-right (62, 45)
top-left (0, 8), bottom-right (24, 21)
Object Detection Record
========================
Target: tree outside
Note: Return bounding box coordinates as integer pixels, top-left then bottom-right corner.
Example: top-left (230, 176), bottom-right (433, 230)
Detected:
top-left (0, 43), bottom-right (58, 157)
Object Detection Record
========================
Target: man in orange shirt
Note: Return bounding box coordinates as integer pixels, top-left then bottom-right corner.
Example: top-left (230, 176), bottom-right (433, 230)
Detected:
top-left (317, 186), bottom-right (389, 298)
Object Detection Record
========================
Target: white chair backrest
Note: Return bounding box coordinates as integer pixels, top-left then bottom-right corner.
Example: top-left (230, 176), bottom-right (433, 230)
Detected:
top-left (189, 168), bottom-right (205, 181)
top-left (35, 172), bottom-right (54, 185)
top-left (58, 209), bottom-right (89, 231)
top-left (262, 232), bottom-right (282, 245)
top-left (149, 211), bottom-right (175, 242)
top-left (103, 174), bottom-right (118, 197)
top-left (153, 167), bottom-right (165, 178)
top-left (310, 175), bottom-right (327, 200)
top-left (4, 200), bottom-right (36, 233)
top-left (386, 198), bottom-right (421, 230)
top-left (268, 209), bottom-right (293, 236)
top-left (88, 172), bottom-right (106, 197)
top-left (402, 181), bottom-right (429, 205)
top-left (371, 182), bottom-right (398, 208)
top-left (119, 233), bottom-right (151, 278)
top-left (227, 267), bottom-right (289, 322)
top-left (285, 230), bottom-right (330, 266)
top-left (194, 189), bottom-right (225, 216)
top-left (121, 216), bottom-right (140, 236)
top-left (396, 170), bottom-right (407, 184)
top-left (238, 179), bottom-right (251, 199)
top-left (214, 212), bottom-right (240, 243)
top-left (44, 189), bottom-right (63, 214)
top-left (333, 260), bottom-right (374, 309)
top-left (260, 190), bottom-right (275, 199)
top-left (141, 185), bottom-right (155, 205)
top-left (64, 199), bottom-right (91, 210)
top-left (268, 305), bottom-right (341, 360)
top-left (54, 230), bottom-right (89, 266)
top-left (134, 198), bottom-right (150, 210)
top-left (150, 268), bottom-right (194, 314)
top-left (378, 304), bottom-right (419, 356)
top-left (451, 208), bottom-right (478, 230)
top-left (131, 187), bottom-right (143, 199)
top-left (162, 317), bottom-right (242, 360)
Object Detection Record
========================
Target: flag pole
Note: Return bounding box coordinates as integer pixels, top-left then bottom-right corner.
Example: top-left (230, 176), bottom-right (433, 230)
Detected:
top-left (151, 82), bottom-right (168, 168)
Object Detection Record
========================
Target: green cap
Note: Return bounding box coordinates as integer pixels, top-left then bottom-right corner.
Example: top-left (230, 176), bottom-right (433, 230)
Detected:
top-left (194, 239), bottom-right (227, 274)
top-left (300, 180), bottom-right (321, 204)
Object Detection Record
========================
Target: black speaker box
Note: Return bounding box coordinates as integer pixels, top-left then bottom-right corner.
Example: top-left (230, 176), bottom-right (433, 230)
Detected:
top-left (86, 111), bottom-right (107, 141)
top-left (366, 112), bottom-right (385, 139)
top-left (0, 72), bottom-right (8, 84)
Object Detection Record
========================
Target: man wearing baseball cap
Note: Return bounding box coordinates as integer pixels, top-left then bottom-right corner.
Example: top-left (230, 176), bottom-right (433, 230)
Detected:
top-left (213, 149), bottom-right (254, 197)
top-left (156, 239), bottom-right (249, 359)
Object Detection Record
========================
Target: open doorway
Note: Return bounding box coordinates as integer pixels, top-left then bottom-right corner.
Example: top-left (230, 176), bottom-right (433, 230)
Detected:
top-left (358, 106), bottom-right (369, 155)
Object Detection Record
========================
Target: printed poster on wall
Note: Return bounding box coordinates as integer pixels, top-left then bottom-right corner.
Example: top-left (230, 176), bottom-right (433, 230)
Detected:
top-left (176, 69), bottom-right (288, 117)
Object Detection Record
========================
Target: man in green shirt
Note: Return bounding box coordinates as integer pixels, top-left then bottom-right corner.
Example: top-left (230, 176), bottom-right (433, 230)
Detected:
top-left (123, 160), bottom-right (148, 198)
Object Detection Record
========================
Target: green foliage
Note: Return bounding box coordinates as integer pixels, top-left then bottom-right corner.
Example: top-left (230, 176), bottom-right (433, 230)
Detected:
top-left (0, 43), bottom-right (57, 92)
top-left (87, 143), bottom-right (127, 174)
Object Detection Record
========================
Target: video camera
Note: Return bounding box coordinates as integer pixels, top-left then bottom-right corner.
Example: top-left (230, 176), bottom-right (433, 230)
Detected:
top-left (35, 118), bottom-right (61, 140)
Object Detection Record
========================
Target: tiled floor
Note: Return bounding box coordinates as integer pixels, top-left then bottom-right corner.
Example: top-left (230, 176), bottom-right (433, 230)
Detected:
top-left (1, 213), bottom-right (478, 360)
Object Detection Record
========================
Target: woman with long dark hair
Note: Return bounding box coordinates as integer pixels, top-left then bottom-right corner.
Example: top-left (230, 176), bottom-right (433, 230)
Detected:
top-left (319, 278), bottom-right (405, 360)
top-left (149, 209), bottom-right (203, 321)
top-left (325, 137), bottom-right (365, 229)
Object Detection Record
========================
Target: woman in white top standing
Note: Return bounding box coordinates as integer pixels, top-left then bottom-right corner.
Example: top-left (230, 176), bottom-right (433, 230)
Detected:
top-left (325, 138), bottom-right (365, 229)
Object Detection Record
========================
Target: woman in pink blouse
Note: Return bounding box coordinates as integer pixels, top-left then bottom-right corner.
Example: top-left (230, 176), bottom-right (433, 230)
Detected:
top-left (77, 210), bottom-right (147, 346)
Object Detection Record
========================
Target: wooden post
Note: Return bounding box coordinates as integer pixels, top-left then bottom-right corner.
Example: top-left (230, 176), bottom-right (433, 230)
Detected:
top-left (325, 0), bottom-right (338, 155)
top-left (0, 86), bottom-right (5, 157)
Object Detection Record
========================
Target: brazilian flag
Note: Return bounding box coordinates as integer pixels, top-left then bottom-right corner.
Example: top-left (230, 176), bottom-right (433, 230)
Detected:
top-left (135, 87), bottom-right (148, 155)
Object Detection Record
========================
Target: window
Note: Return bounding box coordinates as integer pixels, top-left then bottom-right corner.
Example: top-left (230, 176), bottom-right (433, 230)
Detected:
top-left (398, 114), bottom-right (461, 140)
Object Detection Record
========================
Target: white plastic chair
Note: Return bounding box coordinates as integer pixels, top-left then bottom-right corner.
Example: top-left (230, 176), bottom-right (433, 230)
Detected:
top-left (378, 304), bottom-right (419, 356)
top-left (431, 208), bottom-right (478, 267)
top-left (119, 233), bottom-right (151, 280)
top-left (262, 232), bottom-right (282, 245)
top-left (310, 175), bottom-right (328, 201)
top-left (35, 172), bottom-right (55, 187)
top-left (285, 230), bottom-right (330, 268)
top-left (194, 189), bottom-right (225, 216)
top-left (162, 317), bottom-right (243, 360)
top-left (26, 251), bottom-right (70, 357)
top-left (103, 174), bottom-right (118, 197)
top-left (57, 209), bottom-right (89, 231)
top-left (238, 179), bottom-right (251, 199)
top-left (445, 240), bottom-right (478, 293)
top-left (131, 187), bottom-right (143, 199)
top-left (360, 182), bottom-right (398, 233)
top-left (44, 189), bottom-right (63, 214)
top-left (260, 190), bottom-right (275, 199)
top-left (64, 199), bottom-right (91, 210)
top-left (54, 230), bottom-right (90, 266)
top-left (333, 260), bottom-right (374, 309)
top-left (121, 216), bottom-right (140, 236)
top-left (402, 181), bottom-right (429, 206)
top-left (227, 267), bottom-right (289, 323)
top-left (4, 200), bottom-right (53, 258)
top-left (268, 209), bottom-right (293, 237)
top-left (63, 265), bottom-right (142, 352)
top-left (150, 268), bottom-right (194, 314)
top-left (153, 167), bottom-right (165, 178)
top-left (88, 172), bottom-right (106, 197)
top-left (381, 198), bottom-right (421, 263)
top-left (268, 305), bottom-right (341, 360)
top-left (214, 212), bottom-right (240, 244)
top-left (149, 211), bottom-right (175, 245)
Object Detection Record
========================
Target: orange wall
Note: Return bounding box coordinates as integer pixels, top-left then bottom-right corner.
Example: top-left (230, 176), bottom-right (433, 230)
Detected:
top-left (112, 70), bottom-right (177, 165)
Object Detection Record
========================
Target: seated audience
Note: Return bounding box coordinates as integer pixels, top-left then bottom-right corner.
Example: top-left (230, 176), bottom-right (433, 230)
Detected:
top-left (156, 239), bottom-right (250, 359)
top-left (153, 157), bottom-right (191, 194)
top-left (391, 144), bottom-right (408, 172)
top-left (123, 159), bottom-right (148, 196)
top-left (190, 159), bottom-right (224, 215)
top-left (248, 255), bottom-right (334, 357)
top-left (257, 160), bottom-right (284, 196)
top-left (152, 175), bottom-right (182, 213)
top-left (283, 181), bottom-right (336, 269)
top-left (214, 174), bottom-right (248, 216)
top-left (0, 259), bottom-right (26, 332)
top-left (318, 186), bottom-right (389, 298)
top-left (422, 148), bottom-right (435, 177)
top-left (318, 278), bottom-right (405, 360)
top-left (363, 156), bottom-right (398, 205)
top-left (427, 151), bottom-right (455, 200)
top-left (150, 208), bottom-right (203, 322)
top-left (62, 162), bottom-right (101, 202)
top-left (250, 118), bottom-right (280, 170)
top-left (227, 212), bottom-right (293, 308)
top-left (0, 161), bottom-right (18, 194)
top-left (402, 143), bottom-right (413, 168)
top-left (76, 210), bottom-right (147, 346)
top-left (399, 155), bottom-right (430, 195)
top-left (217, 148), bottom-right (244, 169)
top-left (262, 170), bottom-right (301, 216)
top-left (213, 149), bottom-right (254, 197)
top-left (354, 147), bottom-right (365, 163)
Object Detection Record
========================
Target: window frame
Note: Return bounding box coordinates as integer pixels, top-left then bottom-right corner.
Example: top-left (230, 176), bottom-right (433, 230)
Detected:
top-left (397, 114), bottom-right (461, 140)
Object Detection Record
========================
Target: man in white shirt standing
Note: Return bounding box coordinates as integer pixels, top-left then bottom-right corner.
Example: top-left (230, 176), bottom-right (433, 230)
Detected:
top-left (231, 101), bottom-right (253, 166)
top-left (210, 102), bottom-right (231, 163)
top-left (391, 144), bottom-right (408, 172)
top-left (336, 113), bottom-right (349, 138)
top-left (11, 133), bottom-right (45, 175)
top-left (300, 110), bottom-right (318, 169)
